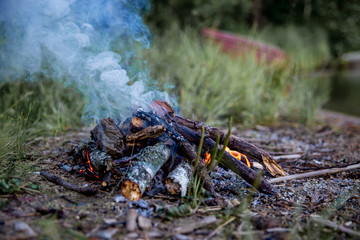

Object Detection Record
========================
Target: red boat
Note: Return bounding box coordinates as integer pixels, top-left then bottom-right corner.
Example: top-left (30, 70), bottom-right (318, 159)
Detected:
top-left (201, 28), bottom-right (287, 65)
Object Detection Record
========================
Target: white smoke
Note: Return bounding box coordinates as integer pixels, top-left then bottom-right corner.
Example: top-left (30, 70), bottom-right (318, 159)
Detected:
top-left (0, 0), bottom-right (172, 121)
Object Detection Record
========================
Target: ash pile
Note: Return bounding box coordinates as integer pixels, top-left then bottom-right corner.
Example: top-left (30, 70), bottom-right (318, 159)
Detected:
top-left (67, 100), bottom-right (286, 201)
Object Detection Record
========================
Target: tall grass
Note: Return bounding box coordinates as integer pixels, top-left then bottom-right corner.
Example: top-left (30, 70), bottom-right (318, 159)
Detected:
top-left (252, 25), bottom-right (331, 70)
top-left (145, 26), bottom-right (328, 126)
top-left (0, 78), bottom-right (84, 193)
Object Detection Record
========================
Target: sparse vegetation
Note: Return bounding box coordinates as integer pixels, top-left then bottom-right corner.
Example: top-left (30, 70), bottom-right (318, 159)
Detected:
top-left (0, 78), bottom-right (84, 193)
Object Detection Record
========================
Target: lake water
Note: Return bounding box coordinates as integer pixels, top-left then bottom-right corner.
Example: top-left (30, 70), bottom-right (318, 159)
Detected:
top-left (310, 70), bottom-right (360, 117)
top-left (323, 70), bottom-right (360, 117)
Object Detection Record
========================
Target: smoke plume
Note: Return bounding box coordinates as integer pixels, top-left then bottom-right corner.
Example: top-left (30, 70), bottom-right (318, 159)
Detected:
top-left (0, 0), bottom-right (171, 121)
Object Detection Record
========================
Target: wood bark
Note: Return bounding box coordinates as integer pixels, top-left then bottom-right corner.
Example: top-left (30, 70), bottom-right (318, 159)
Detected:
top-left (163, 161), bottom-right (192, 197)
top-left (91, 117), bottom-right (127, 158)
top-left (174, 115), bottom-right (286, 177)
top-left (121, 142), bottom-right (171, 201)
top-left (40, 170), bottom-right (97, 195)
top-left (269, 163), bottom-right (360, 184)
top-left (174, 123), bottom-right (277, 195)
top-left (88, 149), bottom-right (113, 172)
top-left (126, 125), bottom-right (166, 145)
top-left (134, 110), bottom-right (215, 193)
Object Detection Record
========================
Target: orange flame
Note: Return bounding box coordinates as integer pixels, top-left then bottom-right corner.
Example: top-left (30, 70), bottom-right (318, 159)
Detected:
top-left (203, 147), bottom-right (252, 168)
top-left (225, 147), bottom-right (252, 168)
top-left (83, 149), bottom-right (99, 178)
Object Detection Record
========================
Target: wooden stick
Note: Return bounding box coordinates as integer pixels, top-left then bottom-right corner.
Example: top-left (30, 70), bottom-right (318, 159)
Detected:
top-left (269, 163), bottom-right (360, 184)
top-left (311, 215), bottom-right (360, 237)
top-left (206, 216), bottom-right (236, 239)
top-left (40, 170), bottom-right (98, 195)
top-left (90, 117), bottom-right (126, 158)
top-left (272, 154), bottom-right (302, 160)
top-left (126, 209), bottom-right (138, 232)
top-left (173, 216), bottom-right (218, 235)
top-left (174, 123), bottom-right (277, 195)
top-left (121, 142), bottom-right (171, 201)
top-left (163, 161), bottom-right (192, 197)
top-left (126, 125), bottom-right (166, 143)
top-left (174, 115), bottom-right (286, 177)
top-left (133, 110), bottom-right (222, 194)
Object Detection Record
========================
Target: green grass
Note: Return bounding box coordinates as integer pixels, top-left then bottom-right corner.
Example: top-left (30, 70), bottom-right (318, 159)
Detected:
top-left (251, 25), bottom-right (331, 71)
top-left (145, 26), bottom-right (329, 126)
top-left (0, 77), bottom-right (84, 193)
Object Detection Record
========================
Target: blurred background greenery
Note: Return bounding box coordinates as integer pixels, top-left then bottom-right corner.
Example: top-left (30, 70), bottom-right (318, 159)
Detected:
top-left (1, 0), bottom-right (359, 192)
top-left (147, 0), bottom-right (360, 57)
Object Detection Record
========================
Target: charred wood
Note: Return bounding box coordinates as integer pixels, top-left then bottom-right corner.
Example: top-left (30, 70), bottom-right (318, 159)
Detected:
top-left (134, 110), bottom-right (197, 162)
top-left (89, 149), bottom-right (113, 172)
top-left (126, 125), bottom-right (166, 145)
top-left (40, 170), bottom-right (97, 196)
top-left (91, 117), bottom-right (127, 158)
top-left (174, 115), bottom-right (286, 177)
top-left (174, 123), bottom-right (277, 195)
top-left (150, 100), bottom-right (175, 120)
top-left (121, 142), bottom-right (171, 201)
top-left (134, 109), bottom-right (215, 193)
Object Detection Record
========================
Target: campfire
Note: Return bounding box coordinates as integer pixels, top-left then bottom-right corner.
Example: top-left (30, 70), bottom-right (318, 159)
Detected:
top-left (51, 100), bottom-right (286, 201)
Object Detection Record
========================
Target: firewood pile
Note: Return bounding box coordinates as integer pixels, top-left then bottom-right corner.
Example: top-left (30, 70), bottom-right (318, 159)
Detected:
top-left (68, 100), bottom-right (286, 201)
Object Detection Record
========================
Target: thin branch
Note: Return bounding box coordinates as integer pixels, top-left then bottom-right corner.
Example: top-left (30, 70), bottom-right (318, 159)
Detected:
top-left (40, 170), bottom-right (98, 195)
top-left (269, 163), bottom-right (360, 184)
top-left (311, 215), bottom-right (360, 237)
top-left (206, 216), bottom-right (236, 239)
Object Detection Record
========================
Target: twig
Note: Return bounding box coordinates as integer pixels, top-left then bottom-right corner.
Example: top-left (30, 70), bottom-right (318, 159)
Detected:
top-left (172, 216), bottom-right (218, 235)
top-left (269, 163), bottom-right (360, 184)
top-left (40, 170), bottom-right (98, 195)
top-left (273, 154), bottom-right (302, 160)
top-left (206, 216), bottom-right (236, 239)
top-left (311, 215), bottom-right (360, 237)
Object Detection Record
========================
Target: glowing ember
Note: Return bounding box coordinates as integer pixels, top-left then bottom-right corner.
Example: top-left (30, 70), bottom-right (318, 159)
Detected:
top-left (203, 147), bottom-right (252, 168)
top-left (80, 149), bottom-right (99, 179)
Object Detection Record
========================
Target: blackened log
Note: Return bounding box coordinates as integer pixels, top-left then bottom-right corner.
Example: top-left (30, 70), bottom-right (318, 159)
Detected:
top-left (163, 161), bottom-right (192, 197)
top-left (91, 117), bottom-right (126, 158)
top-left (126, 125), bottom-right (166, 144)
top-left (89, 149), bottom-right (113, 172)
top-left (134, 110), bottom-right (215, 193)
top-left (150, 100), bottom-right (175, 120)
top-left (174, 123), bottom-right (277, 195)
top-left (121, 142), bottom-right (171, 201)
top-left (134, 110), bottom-right (197, 161)
top-left (40, 170), bottom-right (97, 195)
top-left (174, 115), bottom-right (286, 177)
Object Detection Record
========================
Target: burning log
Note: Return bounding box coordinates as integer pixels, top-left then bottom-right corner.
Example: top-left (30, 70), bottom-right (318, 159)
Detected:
top-left (163, 161), bottom-right (192, 197)
top-left (88, 150), bottom-right (113, 172)
top-left (134, 110), bottom-right (198, 162)
top-left (91, 117), bottom-right (127, 158)
top-left (134, 109), bottom-right (215, 193)
top-left (174, 123), bottom-right (277, 195)
top-left (121, 142), bottom-right (171, 201)
top-left (174, 115), bottom-right (286, 177)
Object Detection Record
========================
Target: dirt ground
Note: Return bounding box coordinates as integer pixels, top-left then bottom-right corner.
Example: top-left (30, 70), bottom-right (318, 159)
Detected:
top-left (0, 110), bottom-right (359, 240)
